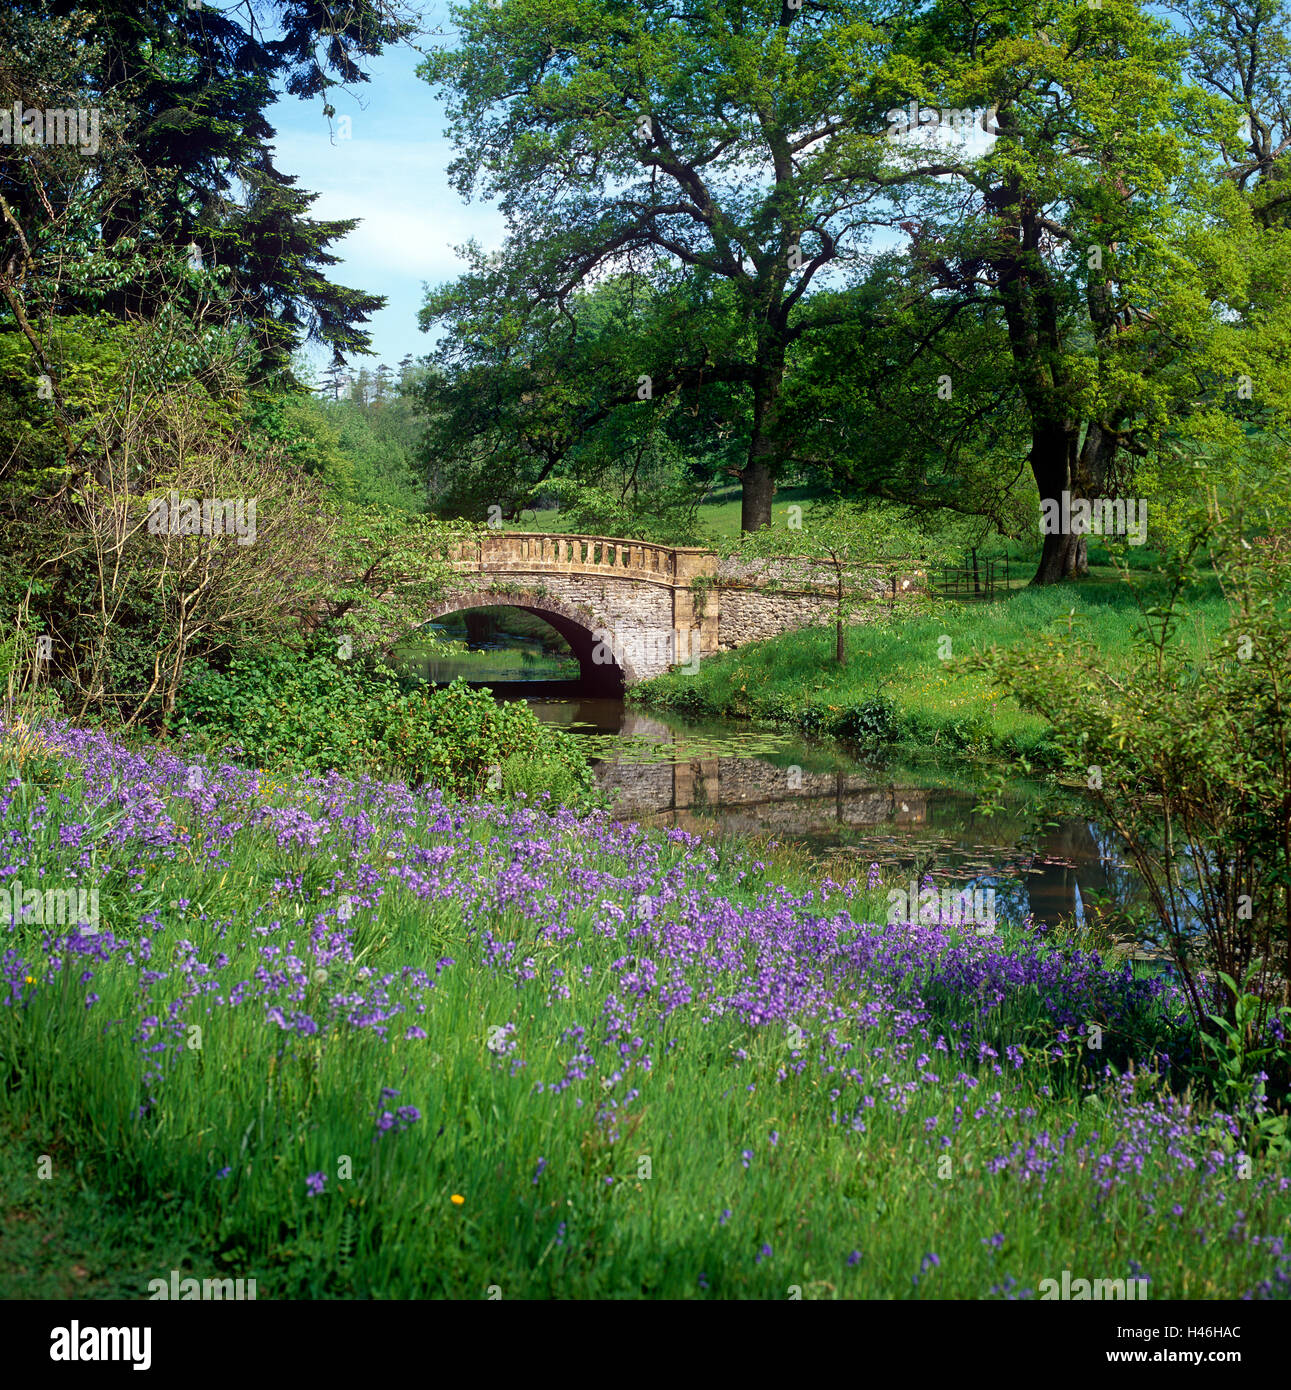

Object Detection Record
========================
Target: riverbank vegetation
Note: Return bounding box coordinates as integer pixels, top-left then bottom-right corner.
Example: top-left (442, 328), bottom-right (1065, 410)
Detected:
top-left (173, 647), bottom-right (594, 803)
top-left (634, 560), bottom-right (1232, 761)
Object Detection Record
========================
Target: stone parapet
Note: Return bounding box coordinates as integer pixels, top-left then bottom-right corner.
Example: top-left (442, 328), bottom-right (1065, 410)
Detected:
top-left (434, 533), bottom-right (924, 686)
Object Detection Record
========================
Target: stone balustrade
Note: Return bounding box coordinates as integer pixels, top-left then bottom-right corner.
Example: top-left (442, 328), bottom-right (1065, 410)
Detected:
top-left (448, 531), bottom-right (716, 584)
top-left (433, 531), bottom-right (924, 688)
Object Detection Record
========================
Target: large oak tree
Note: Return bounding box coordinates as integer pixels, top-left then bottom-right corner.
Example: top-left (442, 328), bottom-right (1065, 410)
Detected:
top-left (420, 0), bottom-right (900, 531)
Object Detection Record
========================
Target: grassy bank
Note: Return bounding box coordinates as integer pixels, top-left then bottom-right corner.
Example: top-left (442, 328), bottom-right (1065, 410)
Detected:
top-left (634, 571), bottom-right (1231, 763)
top-left (512, 484), bottom-right (823, 541)
top-left (2, 720), bottom-right (1286, 1299)
top-left (0, 1116), bottom-right (200, 1300)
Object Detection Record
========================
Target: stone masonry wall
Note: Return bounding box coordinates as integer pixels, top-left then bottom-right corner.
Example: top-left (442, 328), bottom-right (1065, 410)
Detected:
top-left (479, 571), bottom-right (674, 630)
top-left (443, 570), bottom-right (687, 681)
top-left (715, 587), bottom-right (880, 649)
top-left (439, 536), bottom-right (925, 682)
top-left (714, 557), bottom-right (916, 651)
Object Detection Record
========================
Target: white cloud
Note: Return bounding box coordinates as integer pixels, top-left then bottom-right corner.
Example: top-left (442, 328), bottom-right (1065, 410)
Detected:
top-left (268, 131), bottom-right (507, 276)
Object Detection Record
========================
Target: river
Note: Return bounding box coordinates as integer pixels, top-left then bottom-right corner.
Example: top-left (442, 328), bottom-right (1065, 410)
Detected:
top-left (396, 620), bottom-right (1145, 934)
top-left (523, 690), bottom-right (1147, 933)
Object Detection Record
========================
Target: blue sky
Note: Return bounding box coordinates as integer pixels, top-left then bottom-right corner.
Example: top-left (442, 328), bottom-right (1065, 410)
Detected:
top-left (265, 8), bottom-right (505, 380)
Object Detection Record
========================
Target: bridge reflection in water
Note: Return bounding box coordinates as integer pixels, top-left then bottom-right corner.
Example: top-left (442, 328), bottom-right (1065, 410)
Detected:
top-left (525, 699), bottom-right (1136, 932)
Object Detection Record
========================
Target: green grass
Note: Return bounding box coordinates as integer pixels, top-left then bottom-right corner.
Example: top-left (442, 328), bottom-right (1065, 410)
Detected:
top-left (634, 568), bottom-right (1231, 762)
top-left (391, 644), bottom-right (580, 681)
top-left (512, 484), bottom-right (824, 542)
top-left (0, 1116), bottom-right (200, 1299)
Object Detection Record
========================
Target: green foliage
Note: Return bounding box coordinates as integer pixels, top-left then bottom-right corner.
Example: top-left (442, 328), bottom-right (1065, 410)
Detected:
top-left (419, 274), bottom-right (722, 528)
top-left (730, 500), bottom-right (930, 663)
top-left (2, 2), bottom-right (405, 380)
top-left (636, 564), bottom-right (1232, 762)
top-left (0, 1116), bottom-right (200, 1299)
top-left (538, 473), bottom-right (709, 545)
top-left (248, 387), bottom-right (426, 513)
top-left (417, 11), bottom-right (912, 529)
top-left (0, 310), bottom-right (356, 727)
top-left (499, 751), bottom-right (596, 808)
top-left (419, 0), bottom-right (1291, 565)
top-left (173, 645), bottom-right (595, 802)
top-left (1198, 967), bottom-right (1291, 1157)
top-left (967, 497), bottom-right (1291, 1033)
top-left (834, 697), bottom-right (899, 746)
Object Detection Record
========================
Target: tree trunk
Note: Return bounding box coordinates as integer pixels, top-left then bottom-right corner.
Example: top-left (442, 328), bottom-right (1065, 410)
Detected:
top-left (836, 567), bottom-right (846, 664)
top-left (1034, 528), bottom-right (1084, 584)
top-left (1071, 419), bottom-right (1119, 579)
top-left (1072, 535), bottom-right (1089, 577)
top-left (740, 365), bottom-right (784, 532)
top-left (989, 190), bottom-right (1101, 588)
top-left (1030, 422), bottom-right (1080, 585)
top-left (740, 454), bottom-right (776, 532)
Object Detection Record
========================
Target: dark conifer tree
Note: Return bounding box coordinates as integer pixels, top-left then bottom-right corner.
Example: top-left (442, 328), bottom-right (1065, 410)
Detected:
top-left (30, 0), bottom-right (412, 381)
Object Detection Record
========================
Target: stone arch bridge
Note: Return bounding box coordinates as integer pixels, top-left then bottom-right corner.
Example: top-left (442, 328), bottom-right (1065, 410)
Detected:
top-left (429, 533), bottom-right (923, 692)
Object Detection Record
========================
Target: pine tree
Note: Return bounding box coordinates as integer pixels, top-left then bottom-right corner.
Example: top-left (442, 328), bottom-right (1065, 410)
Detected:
top-left (319, 362), bottom-right (350, 402)
top-left (34, 0), bottom-right (408, 382)
top-left (351, 366), bottom-right (375, 407)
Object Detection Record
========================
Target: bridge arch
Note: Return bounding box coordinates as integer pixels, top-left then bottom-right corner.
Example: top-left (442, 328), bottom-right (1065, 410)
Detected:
top-left (423, 589), bottom-right (636, 694)
top-left (430, 532), bottom-right (925, 686)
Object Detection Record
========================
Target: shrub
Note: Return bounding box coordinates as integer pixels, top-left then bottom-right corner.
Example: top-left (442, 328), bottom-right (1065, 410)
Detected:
top-left (836, 697), bottom-right (898, 746)
top-left (796, 703), bottom-right (836, 737)
top-left (500, 752), bottom-right (600, 809)
top-left (968, 509), bottom-right (1291, 1048)
top-left (172, 644), bottom-right (595, 801)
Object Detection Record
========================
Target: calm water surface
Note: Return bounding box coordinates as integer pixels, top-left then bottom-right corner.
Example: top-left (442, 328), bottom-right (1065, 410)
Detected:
top-left (399, 624), bottom-right (1156, 936)
top-left (522, 690), bottom-right (1144, 934)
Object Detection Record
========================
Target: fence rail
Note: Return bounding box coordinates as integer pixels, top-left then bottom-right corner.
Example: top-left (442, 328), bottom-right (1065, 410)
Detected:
top-left (929, 554), bottom-right (1008, 600)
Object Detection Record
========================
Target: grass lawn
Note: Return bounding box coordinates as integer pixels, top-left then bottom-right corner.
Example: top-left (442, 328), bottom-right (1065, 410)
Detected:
top-left (511, 484), bottom-right (824, 542)
top-left (2, 721), bottom-right (1286, 1299)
